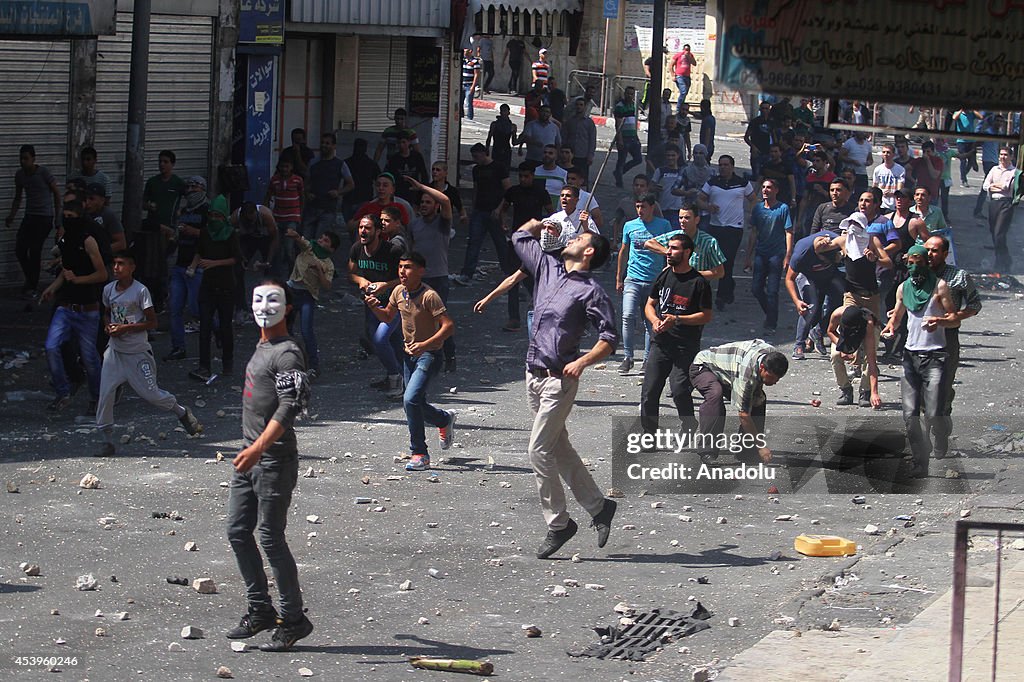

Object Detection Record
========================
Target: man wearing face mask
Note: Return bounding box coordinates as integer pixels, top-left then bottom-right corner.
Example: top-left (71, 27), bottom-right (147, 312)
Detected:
top-left (226, 278), bottom-right (314, 651)
top-left (189, 195), bottom-right (242, 382)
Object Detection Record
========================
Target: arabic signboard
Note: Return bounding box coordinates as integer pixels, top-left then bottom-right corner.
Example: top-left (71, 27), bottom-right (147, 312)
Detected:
top-left (239, 0), bottom-right (283, 45)
top-left (717, 0), bottom-right (1024, 110)
top-left (408, 38), bottom-right (441, 118)
top-left (0, 0), bottom-right (116, 36)
top-left (624, 0), bottom-right (706, 54)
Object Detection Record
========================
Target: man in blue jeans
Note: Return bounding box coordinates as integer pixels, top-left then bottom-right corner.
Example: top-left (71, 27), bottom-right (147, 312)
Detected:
top-left (165, 176), bottom-right (208, 360)
top-left (615, 193), bottom-right (672, 373)
top-left (461, 47), bottom-right (481, 121)
top-left (367, 251), bottom-right (456, 472)
top-left (40, 197), bottom-right (108, 411)
top-left (226, 279), bottom-right (313, 651)
top-left (745, 178), bottom-right (792, 336)
top-left (455, 144), bottom-right (511, 286)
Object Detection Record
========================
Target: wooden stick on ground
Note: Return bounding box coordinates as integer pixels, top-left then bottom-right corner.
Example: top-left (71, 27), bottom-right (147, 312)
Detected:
top-left (408, 657), bottom-right (495, 676)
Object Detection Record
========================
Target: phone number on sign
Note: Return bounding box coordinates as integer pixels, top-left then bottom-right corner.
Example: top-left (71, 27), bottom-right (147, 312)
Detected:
top-left (9, 656), bottom-right (81, 668)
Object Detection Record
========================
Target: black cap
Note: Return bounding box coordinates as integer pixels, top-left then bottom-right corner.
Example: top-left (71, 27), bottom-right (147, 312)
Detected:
top-left (85, 182), bottom-right (107, 198)
top-left (836, 306), bottom-right (869, 354)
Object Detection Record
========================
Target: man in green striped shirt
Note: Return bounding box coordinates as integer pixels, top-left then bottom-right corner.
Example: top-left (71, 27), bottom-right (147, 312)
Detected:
top-left (644, 204), bottom-right (726, 280)
top-left (688, 339), bottom-right (789, 464)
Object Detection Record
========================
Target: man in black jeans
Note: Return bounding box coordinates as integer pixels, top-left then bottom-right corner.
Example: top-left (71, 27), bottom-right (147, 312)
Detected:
top-left (640, 233), bottom-right (713, 434)
top-left (226, 278), bottom-right (313, 650)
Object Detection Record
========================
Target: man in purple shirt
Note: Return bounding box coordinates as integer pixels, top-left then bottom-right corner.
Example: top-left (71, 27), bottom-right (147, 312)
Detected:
top-left (512, 220), bottom-right (620, 560)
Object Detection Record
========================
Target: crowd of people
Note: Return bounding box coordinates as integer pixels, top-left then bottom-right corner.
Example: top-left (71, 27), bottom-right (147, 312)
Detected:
top-left (4, 82), bottom-right (1022, 652)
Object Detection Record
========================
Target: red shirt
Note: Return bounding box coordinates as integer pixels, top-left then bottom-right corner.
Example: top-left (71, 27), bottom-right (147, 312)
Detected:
top-left (353, 200), bottom-right (411, 227)
top-left (672, 51), bottom-right (694, 77)
top-left (908, 155), bottom-right (943, 201)
top-left (268, 173), bottom-right (304, 222)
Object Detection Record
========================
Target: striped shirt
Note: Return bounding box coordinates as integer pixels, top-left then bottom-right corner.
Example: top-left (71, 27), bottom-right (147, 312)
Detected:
top-left (937, 264), bottom-right (982, 321)
top-left (462, 57), bottom-right (481, 87)
top-left (268, 173), bottom-right (304, 222)
top-left (532, 59), bottom-right (550, 85)
top-left (513, 231), bottom-right (618, 373)
top-left (654, 229), bottom-right (727, 272)
top-left (693, 339), bottom-right (776, 412)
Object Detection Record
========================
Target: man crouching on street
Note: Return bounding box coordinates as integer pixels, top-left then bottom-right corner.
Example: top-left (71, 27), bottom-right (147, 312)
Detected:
top-left (226, 278), bottom-right (313, 650)
top-left (512, 218), bottom-right (620, 559)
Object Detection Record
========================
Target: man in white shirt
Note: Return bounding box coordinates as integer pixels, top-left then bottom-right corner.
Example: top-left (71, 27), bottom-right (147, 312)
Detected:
top-left (982, 146), bottom-right (1018, 273)
top-left (533, 144), bottom-right (569, 211)
top-left (546, 185), bottom-right (600, 244)
top-left (872, 143), bottom-right (906, 211)
top-left (698, 154), bottom-right (754, 310)
top-left (840, 131), bottom-right (873, 194)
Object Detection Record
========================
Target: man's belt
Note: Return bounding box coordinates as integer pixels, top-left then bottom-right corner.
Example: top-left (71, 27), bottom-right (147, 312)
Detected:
top-left (60, 302), bottom-right (99, 312)
top-left (528, 367), bottom-right (563, 378)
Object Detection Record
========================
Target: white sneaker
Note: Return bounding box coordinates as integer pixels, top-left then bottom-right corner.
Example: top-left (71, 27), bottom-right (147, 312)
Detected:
top-left (385, 374), bottom-right (404, 399)
top-left (439, 411), bottom-right (456, 451)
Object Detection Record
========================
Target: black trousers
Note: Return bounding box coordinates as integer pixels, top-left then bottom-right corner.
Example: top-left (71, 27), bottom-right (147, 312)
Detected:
top-left (508, 60), bottom-right (522, 92)
top-left (640, 341), bottom-right (699, 433)
top-left (199, 284), bottom-right (235, 372)
top-left (989, 199), bottom-right (1015, 273)
top-left (689, 365), bottom-right (765, 458)
top-left (15, 214), bottom-right (53, 292)
top-left (705, 225), bottom-right (744, 304)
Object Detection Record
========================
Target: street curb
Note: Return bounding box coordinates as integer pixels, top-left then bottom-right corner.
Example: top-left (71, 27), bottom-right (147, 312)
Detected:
top-left (472, 97), bottom-right (613, 128)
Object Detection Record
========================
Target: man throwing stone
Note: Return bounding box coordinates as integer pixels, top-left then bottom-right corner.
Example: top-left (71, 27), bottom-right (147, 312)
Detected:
top-left (512, 218), bottom-right (619, 559)
top-left (226, 279), bottom-right (313, 651)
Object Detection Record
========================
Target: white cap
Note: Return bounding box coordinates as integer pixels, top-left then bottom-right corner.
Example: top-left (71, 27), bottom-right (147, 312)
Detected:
top-left (839, 211), bottom-right (869, 233)
top-left (539, 48), bottom-right (548, 55)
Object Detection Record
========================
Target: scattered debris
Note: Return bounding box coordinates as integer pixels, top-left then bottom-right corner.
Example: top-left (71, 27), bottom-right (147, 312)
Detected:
top-left (180, 625), bottom-right (204, 639)
top-left (728, 617), bottom-right (740, 627)
top-left (20, 562), bottom-right (40, 576)
top-left (230, 642), bottom-right (248, 653)
top-left (6, 481), bottom-right (18, 493)
top-left (79, 474), bottom-right (101, 489)
top-left (428, 568), bottom-right (442, 579)
top-left (959, 509), bottom-right (971, 518)
top-left (76, 574), bottom-right (98, 591)
top-left (409, 658), bottom-right (494, 676)
top-left (825, 618), bottom-right (841, 631)
top-left (354, 497), bottom-right (373, 504)
top-left (550, 585), bottom-right (568, 597)
top-left (418, 617), bottom-right (430, 625)
top-left (184, 541), bottom-right (198, 552)
top-left (94, 627), bottom-right (107, 637)
top-left (303, 467), bottom-right (316, 478)
top-left (523, 625), bottom-right (542, 638)
top-left (1009, 538), bottom-right (1024, 551)
top-left (863, 524), bottom-right (881, 535)
top-left (571, 553), bottom-right (582, 563)
top-left (852, 495), bottom-right (866, 505)
top-left (399, 580), bottom-right (414, 591)
top-left (774, 515), bottom-right (793, 522)
top-left (167, 576), bottom-right (189, 586)
top-left (584, 583), bottom-right (606, 591)
top-left (167, 642), bottom-right (183, 652)
top-left (306, 515), bottom-right (321, 524)
top-left (192, 578), bottom-right (217, 594)
top-left (716, 517), bottom-right (728, 524)
top-left (216, 665), bottom-right (233, 678)
top-left (568, 605), bottom-right (712, 661)
top-left (298, 668), bottom-right (314, 678)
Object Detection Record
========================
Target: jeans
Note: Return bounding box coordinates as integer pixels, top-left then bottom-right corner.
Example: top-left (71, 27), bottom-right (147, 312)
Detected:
top-left (402, 350), bottom-right (448, 456)
top-left (989, 199), bottom-right (1015, 273)
top-left (226, 454), bottom-right (303, 621)
top-left (45, 306), bottom-right (101, 400)
top-left (621, 279), bottom-right (654, 360)
top-left (364, 305), bottom-right (403, 375)
top-left (169, 265), bottom-right (203, 351)
top-left (751, 252), bottom-right (785, 328)
top-left (16, 214), bottom-right (53, 292)
top-left (277, 220), bottom-right (301, 275)
top-left (640, 341), bottom-right (699, 433)
top-left (302, 207), bottom-right (337, 239)
top-left (956, 142), bottom-right (976, 183)
top-left (615, 137), bottom-right (643, 180)
top-left (706, 225), bottom-right (743, 304)
top-left (461, 209), bottom-right (511, 280)
top-left (423, 276), bottom-right (456, 362)
top-left (288, 287), bottom-right (320, 371)
top-left (462, 84), bottom-right (475, 120)
top-left (199, 284), bottom-right (235, 372)
top-left (674, 75), bottom-right (691, 113)
top-left (794, 272), bottom-right (843, 347)
top-left (901, 349), bottom-right (950, 466)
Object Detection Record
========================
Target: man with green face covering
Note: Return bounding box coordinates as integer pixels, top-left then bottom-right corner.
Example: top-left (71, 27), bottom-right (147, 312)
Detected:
top-left (189, 195), bottom-right (242, 381)
top-left (882, 244), bottom-right (957, 479)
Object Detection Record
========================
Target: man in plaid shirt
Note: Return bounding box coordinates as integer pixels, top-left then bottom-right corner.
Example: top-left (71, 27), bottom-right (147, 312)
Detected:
top-left (688, 339), bottom-right (789, 464)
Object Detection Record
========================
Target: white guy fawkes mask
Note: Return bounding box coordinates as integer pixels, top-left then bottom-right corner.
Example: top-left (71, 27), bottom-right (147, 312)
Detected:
top-left (252, 285), bottom-right (286, 328)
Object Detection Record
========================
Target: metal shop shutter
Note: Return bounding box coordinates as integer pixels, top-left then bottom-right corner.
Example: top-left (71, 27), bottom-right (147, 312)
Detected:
top-left (0, 39), bottom-right (71, 286)
top-left (95, 13), bottom-right (214, 216)
top-left (357, 36), bottom-right (408, 133)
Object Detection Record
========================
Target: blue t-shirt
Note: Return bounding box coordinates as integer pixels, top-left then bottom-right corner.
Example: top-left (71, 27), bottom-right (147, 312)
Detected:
top-left (790, 230), bottom-right (838, 276)
top-left (750, 202), bottom-right (792, 256)
top-left (623, 216), bottom-right (673, 281)
top-left (867, 216), bottom-right (899, 245)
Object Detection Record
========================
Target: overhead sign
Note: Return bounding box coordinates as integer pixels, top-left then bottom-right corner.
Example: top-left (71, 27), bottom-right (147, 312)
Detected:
top-left (239, 0), bottom-right (283, 45)
top-left (0, 0), bottom-right (116, 36)
top-left (624, 1), bottom-right (706, 54)
top-left (717, 0), bottom-right (1024, 110)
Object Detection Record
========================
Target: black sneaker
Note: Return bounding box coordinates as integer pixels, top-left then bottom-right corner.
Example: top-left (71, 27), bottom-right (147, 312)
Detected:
top-left (444, 357), bottom-right (457, 374)
top-left (836, 385), bottom-right (854, 406)
top-left (591, 499), bottom-right (617, 549)
top-left (259, 614), bottom-right (314, 651)
top-left (617, 357), bottom-right (634, 374)
top-left (163, 348), bottom-right (187, 361)
top-left (47, 395), bottom-right (71, 412)
top-left (95, 442), bottom-right (116, 457)
top-left (226, 609), bottom-right (279, 639)
top-left (178, 407), bottom-right (203, 435)
top-left (536, 518), bottom-right (578, 559)
top-left (858, 391), bottom-right (872, 407)
top-left (698, 451), bottom-right (719, 466)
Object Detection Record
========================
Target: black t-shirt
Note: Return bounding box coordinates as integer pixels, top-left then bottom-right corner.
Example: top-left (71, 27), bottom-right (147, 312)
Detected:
top-left (349, 238), bottom-right (403, 302)
top-left (197, 229), bottom-right (242, 291)
top-left (385, 151), bottom-right (429, 204)
top-left (746, 114), bottom-right (772, 154)
top-left (506, 39), bottom-right (526, 64)
top-left (845, 252), bottom-right (879, 294)
top-left (759, 159), bottom-right (795, 203)
top-left (57, 218), bottom-right (108, 305)
top-left (343, 153), bottom-right (381, 206)
top-left (503, 183), bottom-right (550, 227)
top-left (473, 160), bottom-right (509, 211)
top-left (649, 268), bottom-right (712, 347)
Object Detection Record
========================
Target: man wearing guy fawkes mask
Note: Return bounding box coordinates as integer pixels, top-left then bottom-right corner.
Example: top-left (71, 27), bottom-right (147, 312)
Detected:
top-left (225, 278), bottom-right (314, 651)
top-left (165, 176), bottom-right (209, 361)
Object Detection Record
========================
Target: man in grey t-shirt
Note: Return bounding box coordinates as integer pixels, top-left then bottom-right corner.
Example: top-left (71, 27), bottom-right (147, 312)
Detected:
top-left (226, 280), bottom-right (314, 651)
top-left (404, 176), bottom-right (457, 370)
top-left (6, 144), bottom-right (62, 296)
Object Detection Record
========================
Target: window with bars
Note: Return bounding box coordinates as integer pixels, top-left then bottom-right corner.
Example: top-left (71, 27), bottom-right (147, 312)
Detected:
top-left (474, 8), bottom-right (572, 37)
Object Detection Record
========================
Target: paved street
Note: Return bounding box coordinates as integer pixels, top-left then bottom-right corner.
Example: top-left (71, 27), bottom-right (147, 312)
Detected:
top-left (2, 99), bottom-right (1024, 680)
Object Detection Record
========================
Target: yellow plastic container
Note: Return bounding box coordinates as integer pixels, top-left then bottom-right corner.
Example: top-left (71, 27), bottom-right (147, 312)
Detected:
top-left (794, 534), bottom-right (857, 557)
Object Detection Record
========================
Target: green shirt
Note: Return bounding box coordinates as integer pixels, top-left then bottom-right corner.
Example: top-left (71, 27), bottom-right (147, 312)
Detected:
top-left (937, 149), bottom-right (957, 183)
top-left (614, 100), bottom-right (638, 139)
top-left (654, 229), bottom-right (727, 272)
top-left (693, 339), bottom-right (776, 412)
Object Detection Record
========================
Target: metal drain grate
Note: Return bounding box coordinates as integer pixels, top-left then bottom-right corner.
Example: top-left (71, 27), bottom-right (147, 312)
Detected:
top-left (568, 604), bottom-right (712, 661)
